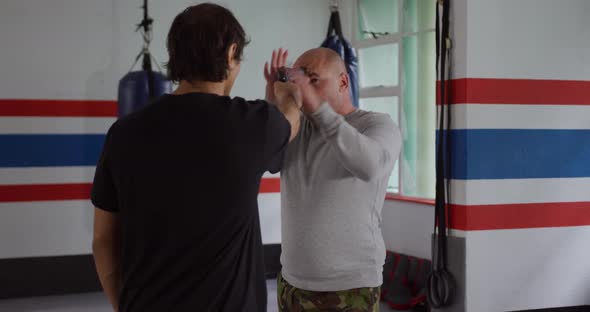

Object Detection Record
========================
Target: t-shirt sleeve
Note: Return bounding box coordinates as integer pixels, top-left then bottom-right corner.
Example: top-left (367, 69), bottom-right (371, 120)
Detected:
top-left (91, 124), bottom-right (119, 212)
top-left (263, 102), bottom-right (291, 174)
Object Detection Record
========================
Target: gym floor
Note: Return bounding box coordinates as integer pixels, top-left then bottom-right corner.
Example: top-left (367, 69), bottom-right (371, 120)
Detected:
top-left (0, 280), bottom-right (393, 312)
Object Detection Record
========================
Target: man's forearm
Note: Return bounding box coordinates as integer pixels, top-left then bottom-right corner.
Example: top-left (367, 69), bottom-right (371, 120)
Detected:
top-left (276, 95), bottom-right (301, 142)
top-left (310, 103), bottom-right (400, 182)
top-left (93, 240), bottom-right (121, 311)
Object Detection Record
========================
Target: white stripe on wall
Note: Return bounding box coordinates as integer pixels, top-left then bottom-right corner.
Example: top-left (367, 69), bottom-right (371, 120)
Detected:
top-left (258, 193), bottom-right (281, 244)
top-left (263, 172), bottom-right (280, 178)
top-left (0, 166), bottom-right (96, 185)
top-left (450, 178), bottom-right (590, 206)
top-left (0, 194), bottom-right (282, 259)
top-left (0, 117), bottom-right (115, 134)
top-left (440, 105), bottom-right (590, 130)
top-left (0, 167), bottom-right (280, 185)
top-left (0, 200), bottom-right (94, 259)
top-left (382, 199), bottom-right (434, 259)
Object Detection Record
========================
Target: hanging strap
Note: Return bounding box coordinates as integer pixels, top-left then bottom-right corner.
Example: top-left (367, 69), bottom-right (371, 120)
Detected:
top-left (142, 52), bottom-right (155, 100)
top-left (139, 0), bottom-right (156, 100)
top-left (324, 9), bottom-right (354, 71)
top-left (427, 0), bottom-right (456, 308)
top-left (326, 10), bottom-right (344, 39)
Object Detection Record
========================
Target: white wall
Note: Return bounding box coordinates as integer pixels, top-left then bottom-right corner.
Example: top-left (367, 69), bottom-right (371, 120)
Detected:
top-left (466, 227), bottom-right (590, 311)
top-left (0, 0), bottom-right (330, 259)
top-left (466, 0), bottom-right (590, 81)
top-left (381, 200), bottom-right (433, 260)
top-left (0, 0), bottom-right (329, 100)
top-left (460, 1), bottom-right (590, 311)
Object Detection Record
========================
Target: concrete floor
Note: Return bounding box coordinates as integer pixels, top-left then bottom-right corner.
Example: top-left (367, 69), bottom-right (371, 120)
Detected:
top-left (0, 280), bottom-right (392, 312)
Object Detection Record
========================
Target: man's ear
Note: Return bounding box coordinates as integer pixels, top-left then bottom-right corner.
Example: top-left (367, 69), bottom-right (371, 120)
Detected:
top-left (227, 43), bottom-right (238, 69)
top-left (339, 72), bottom-right (349, 93)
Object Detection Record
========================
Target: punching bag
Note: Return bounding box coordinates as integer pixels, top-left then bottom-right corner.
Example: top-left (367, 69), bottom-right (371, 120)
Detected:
top-left (320, 9), bottom-right (360, 107)
top-left (118, 0), bottom-right (172, 118)
top-left (118, 66), bottom-right (172, 118)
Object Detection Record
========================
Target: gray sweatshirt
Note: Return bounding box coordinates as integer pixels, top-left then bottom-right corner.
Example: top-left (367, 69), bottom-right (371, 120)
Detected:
top-left (280, 103), bottom-right (402, 291)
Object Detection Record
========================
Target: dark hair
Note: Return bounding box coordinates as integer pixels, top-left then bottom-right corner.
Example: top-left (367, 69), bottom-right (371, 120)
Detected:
top-left (165, 3), bottom-right (249, 82)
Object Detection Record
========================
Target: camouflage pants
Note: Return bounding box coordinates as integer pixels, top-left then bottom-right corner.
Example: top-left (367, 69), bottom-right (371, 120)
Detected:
top-left (277, 272), bottom-right (381, 312)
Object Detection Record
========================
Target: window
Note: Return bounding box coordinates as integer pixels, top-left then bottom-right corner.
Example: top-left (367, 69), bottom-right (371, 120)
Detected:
top-left (353, 0), bottom-right (436, 198)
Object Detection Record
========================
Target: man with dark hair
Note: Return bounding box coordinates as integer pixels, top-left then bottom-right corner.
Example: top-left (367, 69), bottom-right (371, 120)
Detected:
top-left (166, 3), bottom-right (249, 83)
top-left (91, 3), bottom-right (301, 312)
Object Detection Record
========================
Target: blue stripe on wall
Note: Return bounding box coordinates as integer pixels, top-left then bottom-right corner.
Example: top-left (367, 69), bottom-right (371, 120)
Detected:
top-left (443, 129), bottom-right (590, 180)
top-left (0, 135), bottom-right (105, 167)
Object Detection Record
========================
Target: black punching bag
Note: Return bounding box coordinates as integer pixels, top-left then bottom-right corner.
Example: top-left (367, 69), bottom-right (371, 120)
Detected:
top-left (118, 0), bottom-right (172, 118)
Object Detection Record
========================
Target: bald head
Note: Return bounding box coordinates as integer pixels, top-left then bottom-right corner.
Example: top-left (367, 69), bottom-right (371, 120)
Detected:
top-left (295, 48), bottom-right (346, 75)
top-left (292, 47), bottom-right (353, 115)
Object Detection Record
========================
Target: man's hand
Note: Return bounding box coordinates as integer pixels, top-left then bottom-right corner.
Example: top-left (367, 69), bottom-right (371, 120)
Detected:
top-left (274, 81), bottom-right (302, 109)
top-left (264, 48), bottom-right (288, 103)
top-left (292, 75), bottom-right (323, 114)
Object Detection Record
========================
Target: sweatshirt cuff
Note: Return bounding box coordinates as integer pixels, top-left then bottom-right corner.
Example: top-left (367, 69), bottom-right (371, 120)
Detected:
top-left (310, 102), bottom-right (341, 126)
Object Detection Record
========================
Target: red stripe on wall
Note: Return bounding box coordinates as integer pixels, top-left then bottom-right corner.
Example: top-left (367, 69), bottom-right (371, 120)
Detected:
top-left (0, 183), bottom-right (93, 202)
top-left (385, 194), bottom-right (435, 206)
top-left (437, 78), bottom-right (590, 105)
top-left (450, 202), bottom-right (590, 230)
top-left (259, 178), bottom-right (281, 193)
top-left (0, 178), bottom-right (281, 203)
top-left (0, 99), bottom-right (117, 117)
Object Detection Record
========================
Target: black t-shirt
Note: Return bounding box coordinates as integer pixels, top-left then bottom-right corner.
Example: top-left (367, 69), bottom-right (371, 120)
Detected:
top-left (91, 93), bottom-right (290, 312)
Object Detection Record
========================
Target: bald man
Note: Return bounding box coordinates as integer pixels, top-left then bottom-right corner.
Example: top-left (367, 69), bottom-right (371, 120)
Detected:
top-left (264, 48), bottom-right (402, 311)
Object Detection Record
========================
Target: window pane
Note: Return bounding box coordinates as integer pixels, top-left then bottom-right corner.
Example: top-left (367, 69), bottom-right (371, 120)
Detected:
top-left (358, 44), bottom-right (399, 88)
top-left (403, 0), bottom-right (436, 33)
top-left (401, 31), bottom-right (436, 198)
top-left (357, 0), bottom-right (399, 40)
top-left (359, 96), bottom-right (400, 193)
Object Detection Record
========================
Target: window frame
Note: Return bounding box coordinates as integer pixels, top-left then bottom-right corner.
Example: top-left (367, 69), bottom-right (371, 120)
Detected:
top-left (352, 0), bottom-right (436, 200)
